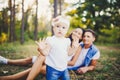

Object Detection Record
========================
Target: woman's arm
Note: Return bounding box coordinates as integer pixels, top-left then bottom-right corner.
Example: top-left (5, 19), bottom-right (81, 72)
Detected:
top-left (68, 46), bottom-right (82, 66)
top-left (26, 55), bottom-right (46, 80)
top-left (68, 40), bottom-right (80, 56)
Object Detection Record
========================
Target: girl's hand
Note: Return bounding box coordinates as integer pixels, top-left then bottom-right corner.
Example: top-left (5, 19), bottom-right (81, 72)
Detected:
top-left (35, 38), bottom-right (47, 50)
top-left (35, 38), bottom-right (51, 56)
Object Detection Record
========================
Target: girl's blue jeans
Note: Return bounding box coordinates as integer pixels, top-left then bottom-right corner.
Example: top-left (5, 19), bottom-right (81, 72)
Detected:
top-left (46, 65), bottom-right (70, 80)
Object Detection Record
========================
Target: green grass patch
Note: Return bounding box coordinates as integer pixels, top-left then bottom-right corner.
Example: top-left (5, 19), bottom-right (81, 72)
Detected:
top-left (0, 42), bottom-right (120, 80)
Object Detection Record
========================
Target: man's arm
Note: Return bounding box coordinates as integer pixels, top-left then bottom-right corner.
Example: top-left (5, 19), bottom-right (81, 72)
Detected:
top-left (76, 59), bottom-right (98, 74)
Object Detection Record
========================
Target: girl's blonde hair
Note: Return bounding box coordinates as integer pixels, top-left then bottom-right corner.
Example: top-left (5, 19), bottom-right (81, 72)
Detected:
top-left (52, 15), bottom-right (70, 28)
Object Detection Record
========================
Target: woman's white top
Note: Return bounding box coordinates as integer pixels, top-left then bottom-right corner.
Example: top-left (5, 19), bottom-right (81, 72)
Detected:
top-left (45, 36), bottom-right (71, 71)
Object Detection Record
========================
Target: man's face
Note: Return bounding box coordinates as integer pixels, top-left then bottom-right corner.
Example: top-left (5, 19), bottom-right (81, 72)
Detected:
top-left (53, 23), bottom-right (69, 37)
top-left (83, 32), bottom-right (95, 45)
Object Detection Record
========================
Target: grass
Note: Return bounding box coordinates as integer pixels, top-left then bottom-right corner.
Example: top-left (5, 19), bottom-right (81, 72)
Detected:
top-left (0, 41), bottom-right (120, 80)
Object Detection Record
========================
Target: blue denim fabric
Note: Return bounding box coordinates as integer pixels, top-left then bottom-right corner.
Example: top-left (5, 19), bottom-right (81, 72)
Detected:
top-left (68, 66), bottom-right (80, 71)
top-left (80, 43), bottom-right (99, 66)
top-left (46, 65), bottom-right (70, 80)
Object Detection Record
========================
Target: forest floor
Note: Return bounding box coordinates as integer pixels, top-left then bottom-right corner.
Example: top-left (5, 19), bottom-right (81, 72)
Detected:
top-left (0, 41), bottom-right (120, 80)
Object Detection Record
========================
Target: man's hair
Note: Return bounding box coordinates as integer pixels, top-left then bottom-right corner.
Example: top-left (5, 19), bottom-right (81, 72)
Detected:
top-left (85, 29), bottom-right (97, 38)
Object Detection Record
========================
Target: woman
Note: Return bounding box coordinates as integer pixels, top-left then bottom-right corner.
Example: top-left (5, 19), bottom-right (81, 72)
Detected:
top-left (0, 28), bottom-right (84, 80)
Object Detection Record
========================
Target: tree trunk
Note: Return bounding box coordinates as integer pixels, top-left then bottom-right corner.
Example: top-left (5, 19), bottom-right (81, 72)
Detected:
top-left (20, 0), bottom-right (25, 44)
top-left (9, 0), bottom-right (13, 42)
top-left (13, 0), bottom-right (16, 41)
top-left (59, 0), bottom-right (62, 15)
top-left (52, 0), bottom-right (58, 35)
top-left (9, 0), bottom-right (16, 42)
top-left (34, 0), bottom-right (38, 40)
top-left (53, 0), bottom-right (58, 17)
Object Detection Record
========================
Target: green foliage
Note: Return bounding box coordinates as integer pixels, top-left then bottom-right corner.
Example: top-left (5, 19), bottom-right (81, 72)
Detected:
top-left (0, 33), bottom-right (7, 43)
top-left (38, 30), bottom-right (48, 39)
top-left (24, 32), bottom-right (31, 41)
top-left (15, 27), bottom-right (21, 40)
top-left (69, 16), bottom-right (87, 29)
top-left (0, 0), bottom-right (120, 44)
top-left (0, 8), bottom-right (9, 35)
top-left (97, 28), bottom-right (120, 43)
top-left (66, 0), bottom-right (120, 44)
top-left (66, 9), bottom-right (77, 16)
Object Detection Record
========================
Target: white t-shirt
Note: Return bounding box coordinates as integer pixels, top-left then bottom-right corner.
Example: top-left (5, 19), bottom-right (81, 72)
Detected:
top-left (68, 47), bottom-right (100, 68)
top-left (45, 36), bottom-right (71, 71)
top-left (67, 42), bottom-right (83, 61)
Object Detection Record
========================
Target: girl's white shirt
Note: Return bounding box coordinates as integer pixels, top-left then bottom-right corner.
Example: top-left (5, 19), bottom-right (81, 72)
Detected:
top-left (45, 36), bottom-right (71, 71)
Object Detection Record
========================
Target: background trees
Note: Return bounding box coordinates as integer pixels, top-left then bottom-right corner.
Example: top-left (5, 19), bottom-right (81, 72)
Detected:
top-left (0, 0), bottom-right (119, 44)
top-left (67, 0), bottom-right (120, 43)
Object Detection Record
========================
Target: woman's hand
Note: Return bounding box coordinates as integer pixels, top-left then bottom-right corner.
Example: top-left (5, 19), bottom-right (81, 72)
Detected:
top-left (68, 36), bottom-right (80, 56)
top-left (72, 36), bottom-right (80, 48)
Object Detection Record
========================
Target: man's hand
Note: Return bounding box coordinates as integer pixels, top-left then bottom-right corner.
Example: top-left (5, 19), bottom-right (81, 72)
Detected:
top-left (76, 67), bottom-right (88, 74)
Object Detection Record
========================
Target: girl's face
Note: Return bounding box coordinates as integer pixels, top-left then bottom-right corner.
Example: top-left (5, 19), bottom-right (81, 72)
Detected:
top-left (53, 23), bottom-right (69, 38)
top-left (83, 32), bottom-right (95, 45)
top-left (72, 28), bottom-right (83, 41)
